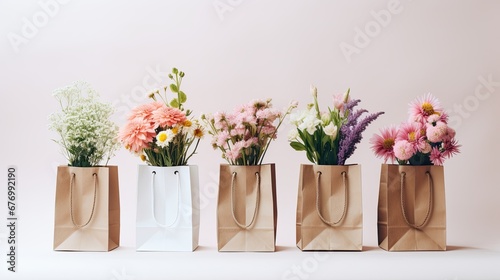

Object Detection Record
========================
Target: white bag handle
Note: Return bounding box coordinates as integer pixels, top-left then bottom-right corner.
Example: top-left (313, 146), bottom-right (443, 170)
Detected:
top-left (315, 171), bottom-right (348, 226)
top-left (151, 170), bottom-right (181, 228)
top-left (400, 171), bottom-right (433, 229)
top-left (230, 171), bottom-right (260, 229)
top-left (70, 172), bottom-right (98, 228)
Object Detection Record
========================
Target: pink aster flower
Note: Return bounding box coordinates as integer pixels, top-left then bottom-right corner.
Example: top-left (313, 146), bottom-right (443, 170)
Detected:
top-left (393, 140), bottom-right (416, 161)
top-left (256, 108), bottom-right (280, 123)
top-left (419, 142), bottom-right (432, 154)
top-left (225, 147), bottom-right (242, 162)
top-left (408, 93), bottom-right (443, 123)
top-left (213, 112), bottom-right (228, 130)
top-left (260, 125), bottom-right (277, 137)
top-left (370, 126), bottom-right (398, 163)
top-left (442, 138), bottom-right (461, 159)
top-left (396, 122), bottom-right (425, 151)
top-left (216, 130), bottom-right (230, 148)
top-left (152, 106), bottom-right (186, 128)
top-left (119, 117), bottom-right (156, 153)
top-left (442, 127), bottom-right (456, 142)
top-left (429, 147), bottom-right (445, 165)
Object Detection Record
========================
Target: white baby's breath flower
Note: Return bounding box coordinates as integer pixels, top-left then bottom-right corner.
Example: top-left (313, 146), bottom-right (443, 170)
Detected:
top-left (48, 81), bottom-right (119, 166)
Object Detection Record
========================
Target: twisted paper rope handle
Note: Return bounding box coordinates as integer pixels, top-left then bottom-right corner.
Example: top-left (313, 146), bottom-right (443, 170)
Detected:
top-left (70, 172), bottom-right (97, 228)
top-left (315, 171), bottom-right (348, 226)
top-left (230, 171), bottom-right (260, 229)
top-left (400, 171), bottom-right (433, 229)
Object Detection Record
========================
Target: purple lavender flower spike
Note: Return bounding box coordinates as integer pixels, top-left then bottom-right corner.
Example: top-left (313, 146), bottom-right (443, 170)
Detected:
top-left (337, 110), bottom-right (384, 165)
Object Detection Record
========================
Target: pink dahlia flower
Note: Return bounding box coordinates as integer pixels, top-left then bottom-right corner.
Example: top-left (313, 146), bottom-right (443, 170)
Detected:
top-left (152, 106), bottom-right (187, 128)
top-left (119, 117), bottom-right (156, 153)
top-left (393, 140), bottom-right (416, 161)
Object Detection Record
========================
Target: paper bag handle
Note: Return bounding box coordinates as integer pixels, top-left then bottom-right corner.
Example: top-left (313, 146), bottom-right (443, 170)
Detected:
top-left (400, 171), bottom-right (433, 229)
top-left (230, 171), bottom-right (260, 229)
top-left (315, 171), bottom-right (348, 226)
top-left (70, 172), bottom-right (98, 228)
top-left (151, 170), bottom-right (181, 228)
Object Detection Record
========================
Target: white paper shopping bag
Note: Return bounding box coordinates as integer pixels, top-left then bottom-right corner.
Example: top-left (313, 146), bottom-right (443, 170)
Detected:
top-left (136, 165), bottom-right (200, 251)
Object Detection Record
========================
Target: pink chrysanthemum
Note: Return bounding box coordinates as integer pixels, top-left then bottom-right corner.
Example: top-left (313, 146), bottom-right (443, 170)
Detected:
top-left (256, 108), bottom-right (280, 123)
top-left (152, 106), bottom-right (186, 128)
top-left (393, 140), bottom-right (416, 161)
top-left (442, 139), bottom-right (461, 159)
top-left (426, 121), bottom-right (448, 143)
top-left (119, 118), bottom-right (156, 153)
top-left (127, 101), bottom-right (164, 122)
top-left (213, 112), bottom-right (230, 130)
top-left (396, 122), bottom-right (425, 151)
top-left (216, 130), bottom-right (230, 148)
top-left (430, 147), bottom-right (445, 165)
top-left (370, 126), bottom-right (398, 163)
top-left (225, 147), bottom-right (242, 162)
top-left (408, 93), bottom-right (443, 123)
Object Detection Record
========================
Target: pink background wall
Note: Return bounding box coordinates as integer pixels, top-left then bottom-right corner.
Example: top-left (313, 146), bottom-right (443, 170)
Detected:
top-left (1, 1), bottom-right (499, 278)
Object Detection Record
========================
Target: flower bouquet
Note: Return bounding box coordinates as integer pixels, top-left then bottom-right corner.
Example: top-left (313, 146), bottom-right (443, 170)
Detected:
top-left (291, 86), bottom-right (383, 251)
top-left (120, 68), bottom-right (204, 166)
top-left (372, 93), bottom-right (460, 251)
top-left (49, 81), bottom-right (120, 251)
top-left (202, 99), bottom-right (296, 252)
top-left (120, 68), bottom-right (203, 251)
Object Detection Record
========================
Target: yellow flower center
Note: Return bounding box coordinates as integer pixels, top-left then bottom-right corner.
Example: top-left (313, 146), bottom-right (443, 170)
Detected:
top-left (408, 131), bottom-right (416, 142)
top-left (140, 154), bottom-right (146, 161)
top-left (158, 133), bottom-right (167, 142)
top-left (421, 102), bottom-right (435, 115)
top-left (382, 138), bottom-right (394, 149)
top-left (194, 128), bottom-right (204, 138)
top-left (171, 127), bottom-right (179, 135)
top-left (183, 120), bottom-right (192, 127)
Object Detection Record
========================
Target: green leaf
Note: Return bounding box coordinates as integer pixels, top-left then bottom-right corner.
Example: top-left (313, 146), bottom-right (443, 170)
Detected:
top-left (290, 141), bottom-right (306, 151)
top-left (179, 91), bottom-right (187, 103)
top-left (306, 151), bottom-right (315, 164)
top-left (170, 98), bottom-right (179, 108)
top-left (170, 83), bottom-right (179, 93)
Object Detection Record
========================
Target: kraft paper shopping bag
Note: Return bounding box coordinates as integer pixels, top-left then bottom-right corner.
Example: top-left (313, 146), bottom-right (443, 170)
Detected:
top-left (378, 164), bottom-right (446, 251)
top-left (53, 166), bottom-right (120, 251)
top-left (296, 164), bottom-right (363, 251)
top-left (217, 164), bottom-right (277, 252)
